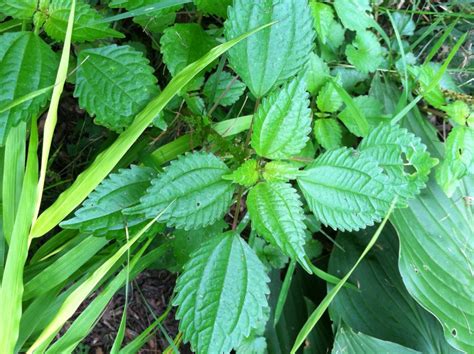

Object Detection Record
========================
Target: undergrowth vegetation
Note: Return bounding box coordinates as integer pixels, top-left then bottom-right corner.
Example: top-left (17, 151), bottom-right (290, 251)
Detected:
top-left (0, 0), bottom-right (472, 353)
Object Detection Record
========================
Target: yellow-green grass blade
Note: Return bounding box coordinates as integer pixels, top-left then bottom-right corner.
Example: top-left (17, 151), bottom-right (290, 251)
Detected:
top-left (31, 23), bottom-right (275, 238)
top-left (290, 199), bottom-right (397, 354)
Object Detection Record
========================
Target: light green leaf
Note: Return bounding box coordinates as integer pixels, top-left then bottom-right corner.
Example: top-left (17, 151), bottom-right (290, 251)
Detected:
top-left (74, 45), bottom-right (159, 132)
top-left (359, 123), bottom-right (438, 202)
top-left (194, 0), bottom-right (232, 17)
top-left (252, 76), bottom-right (311, 159)
top-left (392, 12), bottom-right (416, 37)
top-left (329, 226), bottom-right (458, 353)
top-left (333, 0), bottom-right (373, 32)
top-left (0, 0), bottom-right (35, 19)
top-left (160, 23), bottom-right (217, 77)
top-left (203, 71), bottom-right (246, 107)
top-left (441, 100), bottom-right (470, 126)
top-left (247, 182), bottom-right (310, 271)
top-left (125, 152), bottom-right (235, 230)
top-left (409, 64), bottom-right (446, 108)
top-left (332, 327), bottom-right (421, 354)
top-left (309, 1), bottom-right (334, 44)
top-left (345, 31), bottom-right (383, 74)
top-left (60, 165), bottom-right (156, 234)
top-left (45, 0), bottom-right (125, 42)
top-left (316, 80), bottom-right (342, 113)
top-left (338, 95), bottom-right (386, 132)
top-left (0, 32), bottom-right (59, 145)
top-left (262, 161), bottom-right (303, 182)
top-left (223, 159), bottom-right (259, 187)
top-left (225, 0), bottom-right (315, 97)
top-left (173, 231), bottom-right (269, 353)
top-left (305, 52), bottom-right (330, 95)
top-left (297, 147), bottom-right (395, 231)
top-left (314, 118), bottom-right (342, 150)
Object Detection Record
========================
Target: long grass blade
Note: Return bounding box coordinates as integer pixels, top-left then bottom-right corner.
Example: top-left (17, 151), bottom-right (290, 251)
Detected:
top-left (274, 260), bottom-right (296, 326)
top-left (31, 22), bottom-right (275, 238)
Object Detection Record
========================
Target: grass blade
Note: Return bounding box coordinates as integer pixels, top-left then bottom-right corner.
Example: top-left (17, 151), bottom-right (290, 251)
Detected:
top-left (290, 199), bottom-right (397, 354)
top-left (31, 22), bottom-right (275, 238)
top-left (274, 260), bottom-right (296, 326)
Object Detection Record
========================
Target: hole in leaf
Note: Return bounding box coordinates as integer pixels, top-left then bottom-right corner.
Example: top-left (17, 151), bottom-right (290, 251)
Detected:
top-left (451, 328), bottom-right (457, 337)
top-left (196, 201), bottom-right (201, 208)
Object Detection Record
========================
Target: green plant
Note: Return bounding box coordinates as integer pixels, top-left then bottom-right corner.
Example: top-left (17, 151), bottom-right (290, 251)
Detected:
top-left (0, 0), bottom-right (472, 353)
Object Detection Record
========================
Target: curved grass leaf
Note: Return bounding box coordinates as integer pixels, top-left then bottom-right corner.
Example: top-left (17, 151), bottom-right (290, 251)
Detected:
top-left (225, 0), bottom-right (315, 97)
top-left (173, 231), bottom-right (269, 353)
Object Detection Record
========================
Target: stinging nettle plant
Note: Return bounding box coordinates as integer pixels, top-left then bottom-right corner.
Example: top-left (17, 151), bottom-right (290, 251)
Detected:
top-left (0, 0), bottom-right (472, 353)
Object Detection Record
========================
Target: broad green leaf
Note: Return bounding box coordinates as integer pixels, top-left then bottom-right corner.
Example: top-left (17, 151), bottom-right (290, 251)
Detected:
top-left (333, 0), bottom-right (373, 32)
top-left (309, 1), bottom-right (334, 44)
top-left (0, 0), bottom-right (35, 19)
top-left (409, 64), bottom-right (446, 108)
top-left (441, 100), bottom-right (470, 126)
top-left (203, 70), bottom-right (246, 107)
top-left (194, 0), bottom-right (232, 17)
top-left (359, 123), bottom-right (438, 203)
top-left (222, 159), bottom-right (259, 187)
top-left (45, 0), bottom-right (125, 42)
top-left (247, 182), bottom-right (310, 271)
top-left (74, 45), bottom-right (159, 132)
top-left (160, 23), bottom-right (217, 77)
top-left (345, 31), bottom-right (383, 74)
top-left (125, 152), bottom-right (235, 230)
top-left (0, 32), bottom-right (59, 145)
top-left (332, 327), bottom-right (421, 354)
top-left (392, 12), bottom-right (416, 37)
top-left (314, 118), bottom-right (342, 150)
top-left (262, 161), bottom-right (303, 182)
top-left (329, 226), bottom-right (459, 353)
top-left (251, 76), bottom-right (311, 159)
top-left (338, 95), bottom-right (386, 132)
top-left (224, 0), bottom-right (315, 97)
top-left (297, 147), bottom-right (395, 231)
top-left (173, 231), bottom-right (269, 353)
top-left (305, 52), bottom-right (330, 95)
top-left (316, 81), bottom-right (342, 113)
top-left (61, 165), bottom-right (156, 234)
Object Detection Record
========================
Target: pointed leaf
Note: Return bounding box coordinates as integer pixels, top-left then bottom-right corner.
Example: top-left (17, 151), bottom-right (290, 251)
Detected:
top-left (203, 71), bottom-right (246, 107)
top-left (223, 159), bottom-right (259, 187)
top-left (304, 52), bottom-right (330, 95)
top-left (314, 118), bottom-right (342, 150)
top-left (309, 1), bottom-right (334, 44)
top-left (316, 80), bottom-right (343, 113)
top-left (173, 232), bottom-right (270, 353)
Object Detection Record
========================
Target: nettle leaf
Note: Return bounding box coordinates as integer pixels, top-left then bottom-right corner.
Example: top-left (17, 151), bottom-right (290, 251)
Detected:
top-left (224, 0), bottom-right (315, 97)
top-left (305, 52), bottom-right (330, 95)
top-left (61, 166), bottom-right (156, 235)
top-left (314, 118), bottom-right (342, 150)
top-left (125, 152), bottom-right (235, 230)
top-left (194, 0), bottom-right (233, 17)
top-left (339, 95), bottom-right (386, 132)
top-left (309, 1), bottom-right (334, 44)
top-left (297, 147), bottom-right (395, 231)
top-left (441, 100), bottom-right (470, 126)
top-left (0, 32), bottom-right (59, 145)
top-left (222, 159), bottom-right (259, 187)
top-left (45, 0), bottom-right (124, 42)
top-left (345, 31), bottom-right (383, 74)
top-left (251, 76), bottom-right (311, 159)
top-left (0, 0), bottom-right (35, 19)
top-left (174, 231), bottom-right (269, 353)
top-left (74, 45), bottom-right (159, 132)
top-left (203, 71), bottom-right (246, 107)
top-left (262, 161), bottom-right (303, 182)
top-left (333, 327), bottom-right (421, 354)
top-left (359, 123), bottom-right (438, 203)
top-left (316, 80), bottom-right (343, 113)
top-left (160, 23), bottom-right (217, 77)
top-left (409, 64), bottom-right (446, 108)
top-left (333, 0), bottom-right (373, 32)
top-left (247, 182), bottom-right (310, 271)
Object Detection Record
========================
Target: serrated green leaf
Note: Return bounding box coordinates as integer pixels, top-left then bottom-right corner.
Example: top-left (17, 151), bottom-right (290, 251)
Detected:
top-left (359, 123), bottom-right (438, 203)
top-left (194, 0), bottom-right (232, 17)
top-left (297, 147), bottom-right (395, 231)
top-left (160, 23), bottom-right (217, 77)
top-left (333, 0), bottom-right (373, 32)
top-left (309, 1), bottom-right (334, 44)
top-left (74, 45), bottom-right (159, 132)
top-left (203, 71), bottom-right (246, 107)
top-left (225, 0), bottom-right (315, 97)
top-left (252, 76), bottom-right (311, 159)
top-left (441, 100), bottom-right (470, 126)
top-left (262, 161), bottom-right (303, 182)
top-left (173, 231), bottom-right (269, 353)
top-left (60, 165), bottom-right (156, 235)
top-left (338, 95), bottom-right (386, 132)
top-left (332, 327), bottom-right (421, 354)
top-left (247, 182), bottom-right (310, 271)
top-left (0, 32), bottom-right (59, 145)
top-left (0, 0), bottom-right (35, 19)
top-left (314, 118), bottom-right (342, 150)
top-left (305, 52), bottom-right (330, 95)
top-left (45, 0), bottom-right (124, 42)
top-left (223, 159), bottom-right (259, 187)
top-left (125, 152), bottom-right (235, 230)
top-left (345, 31), bottom-right (383, 74)
top-left (409, 64), bottom-right (446, 108)
top-left (316, 81), bottom-right (342, 113)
